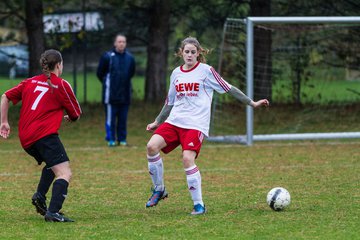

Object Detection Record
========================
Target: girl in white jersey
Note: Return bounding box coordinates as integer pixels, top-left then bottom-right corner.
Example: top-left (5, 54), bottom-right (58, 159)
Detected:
top-left (145, 37), bottom-right (269, 215)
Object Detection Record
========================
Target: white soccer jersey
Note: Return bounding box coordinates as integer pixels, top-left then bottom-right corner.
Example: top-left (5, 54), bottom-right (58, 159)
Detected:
top-left (165, 62), bottom-right (232, 137)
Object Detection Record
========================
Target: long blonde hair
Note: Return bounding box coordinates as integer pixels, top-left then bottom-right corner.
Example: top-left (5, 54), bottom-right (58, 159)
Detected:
top-left (176, 37), bottom-right (210, 63)
top-left (39, 49), bottom-right (62, 91)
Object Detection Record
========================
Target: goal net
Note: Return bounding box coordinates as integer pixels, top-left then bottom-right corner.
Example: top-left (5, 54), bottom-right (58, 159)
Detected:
top-left (209, 17), bottom-right (360, 145)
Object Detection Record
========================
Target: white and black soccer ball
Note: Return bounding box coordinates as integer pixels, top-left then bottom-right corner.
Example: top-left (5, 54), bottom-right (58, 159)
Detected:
top-left (266, 187), bottom-right (291, 211)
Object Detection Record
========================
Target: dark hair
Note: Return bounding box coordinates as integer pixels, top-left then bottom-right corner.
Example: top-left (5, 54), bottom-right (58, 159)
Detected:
top-left (39, 49), bottom-right (62, 91)
top-left (176, 37), bottom-right (210, 63)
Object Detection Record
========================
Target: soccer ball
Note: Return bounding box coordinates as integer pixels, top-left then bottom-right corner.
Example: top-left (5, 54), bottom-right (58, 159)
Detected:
top-left (266, 187), bottom-right (291, 211)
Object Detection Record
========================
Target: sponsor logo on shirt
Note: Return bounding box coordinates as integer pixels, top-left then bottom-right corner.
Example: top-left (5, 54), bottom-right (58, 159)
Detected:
top-left (31, 80), bottom-right (58, 88)
top-left (175, 82), bottom-right (199, 99)
top-left (175, 82), bottom-right (199, 92)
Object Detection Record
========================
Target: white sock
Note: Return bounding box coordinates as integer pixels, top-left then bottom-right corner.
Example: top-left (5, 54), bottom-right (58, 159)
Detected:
top-left (147, 153), bottom-right (164, 191)
top-left (185, 165), bottom-right (203, 206)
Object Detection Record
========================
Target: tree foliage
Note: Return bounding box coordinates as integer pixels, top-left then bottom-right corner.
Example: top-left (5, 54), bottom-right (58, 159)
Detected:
top-left (1, 0), bottom-right (359, 102)
top-left (0, 0), bottom-right (25, 43)
top-left (273, 0), bottom-right (360, 16)
top-left (94, 0), bottom-right (250, 102)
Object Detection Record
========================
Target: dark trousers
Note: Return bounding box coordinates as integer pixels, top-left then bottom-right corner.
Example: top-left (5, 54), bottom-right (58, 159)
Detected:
top-left (104, 103), bottom-right (129, 142)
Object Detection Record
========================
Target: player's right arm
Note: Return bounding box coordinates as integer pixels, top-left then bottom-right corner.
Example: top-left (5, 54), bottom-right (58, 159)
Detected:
top-left (146, 72), bottom-right (176, 132)
top-left (146, 104), bottom-right (173, 132)
top-left (0, 94), bottom-right (11, 138)
top-left (1, 81), bottom-right (24, 138)
top-left (146, 95), bottom-right (174, 132)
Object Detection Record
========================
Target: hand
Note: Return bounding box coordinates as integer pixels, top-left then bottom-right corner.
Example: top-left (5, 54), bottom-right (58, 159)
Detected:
top-left (64, 115), bottom-right (72, 122)
top-left (146, 121), bottom-right (159, 132)
top-left (0, 122), bottom-right (10, 139)
top-left (251, 99), bottom-right (270, 108)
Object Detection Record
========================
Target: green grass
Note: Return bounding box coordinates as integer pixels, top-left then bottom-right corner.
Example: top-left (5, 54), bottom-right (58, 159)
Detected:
top-left (272, 78), bottom-right (360, 104)
top-left (211, 103), bottom-right (360, 136)
top-left (0, 73), bottom-right (145, 103)
top-left (2, 69), bottom-right (360, 105)
top-left (60, 73), bottom-right (146, 103)
top-left (0, 103), bottom-right (359, 239)
top-left (271, 64), bottom-right (360, 104)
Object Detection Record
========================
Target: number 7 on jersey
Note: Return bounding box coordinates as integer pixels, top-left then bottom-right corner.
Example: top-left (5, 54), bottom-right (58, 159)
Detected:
top-left (31, 86), bottom-right (49, 110)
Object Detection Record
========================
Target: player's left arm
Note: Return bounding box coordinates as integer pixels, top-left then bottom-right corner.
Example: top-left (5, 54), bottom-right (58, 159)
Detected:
top-left (60, 81), bottom-right (82, 122)
top-left (228, 86), bottom-right (269, 108)
top-left (208, 67), bottom-right (269, 108)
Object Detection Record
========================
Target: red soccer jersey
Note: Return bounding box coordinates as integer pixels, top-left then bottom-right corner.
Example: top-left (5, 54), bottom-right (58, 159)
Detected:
top-left (5, 73), bottom-right (82, 149)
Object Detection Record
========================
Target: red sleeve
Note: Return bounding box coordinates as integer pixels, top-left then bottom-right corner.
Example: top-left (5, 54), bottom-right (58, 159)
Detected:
top-left (4, 80), bottom-right (26, 105)
top-left (59, 80), bottom-right (82, 121)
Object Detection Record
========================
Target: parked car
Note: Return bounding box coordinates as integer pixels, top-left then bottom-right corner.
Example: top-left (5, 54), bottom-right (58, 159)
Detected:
top-left (0, 44), bottom-right (29, 78)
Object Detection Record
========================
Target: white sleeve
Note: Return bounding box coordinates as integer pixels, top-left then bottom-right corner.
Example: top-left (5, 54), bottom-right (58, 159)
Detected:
top-left (165, 71), bottom-right (176, 106)
top-left (206, 66), bottom-right (232, 94)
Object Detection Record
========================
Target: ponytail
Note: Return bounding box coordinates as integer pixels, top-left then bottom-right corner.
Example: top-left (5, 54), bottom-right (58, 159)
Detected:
top-left (39, 49), bottom-right (62, 92)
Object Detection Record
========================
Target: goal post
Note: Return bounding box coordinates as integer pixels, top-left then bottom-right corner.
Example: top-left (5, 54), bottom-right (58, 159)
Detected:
top-left (208, 16), bottom-right (360, 145)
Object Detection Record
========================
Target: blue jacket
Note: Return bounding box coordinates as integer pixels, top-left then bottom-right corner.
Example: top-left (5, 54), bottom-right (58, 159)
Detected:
top-left (97, 48), bottom-right (135, 105)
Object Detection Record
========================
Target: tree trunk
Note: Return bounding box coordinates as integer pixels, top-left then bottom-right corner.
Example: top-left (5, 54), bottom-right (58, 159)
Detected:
top-left (145, 0), bottom-right (170, 103)
top-left (250, 0), bottom-right (272, 101)
top-left (25, 0), bottom-right (45, 77)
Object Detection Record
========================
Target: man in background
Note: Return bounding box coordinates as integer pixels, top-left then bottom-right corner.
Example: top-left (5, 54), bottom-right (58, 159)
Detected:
top-left (97, 33), bottom-right (136, 146)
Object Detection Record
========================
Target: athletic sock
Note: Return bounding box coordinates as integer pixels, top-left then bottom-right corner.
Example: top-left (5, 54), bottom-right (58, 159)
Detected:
top-left (37, 166), bottom-right (55, 199)
top-left (185, 165), bottom-right (204, 206)
top-left (147, 153), bottom-right (164, 192)
top-left (48, 179), bottom-right (69, 213)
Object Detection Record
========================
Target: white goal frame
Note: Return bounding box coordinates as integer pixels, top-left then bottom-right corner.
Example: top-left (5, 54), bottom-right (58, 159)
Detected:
top-left (208, 16), bottom-right (360, 145)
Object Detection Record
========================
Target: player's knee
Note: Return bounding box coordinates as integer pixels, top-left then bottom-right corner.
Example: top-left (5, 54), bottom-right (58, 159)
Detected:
top-left (56, 168), bottom-right (72, 182)
top-left (182, 155), bottom-right (195, 167)
top-left (66, 169), bottom-right (72, 181)
top-left (146, 142), bottom-right (160, 156)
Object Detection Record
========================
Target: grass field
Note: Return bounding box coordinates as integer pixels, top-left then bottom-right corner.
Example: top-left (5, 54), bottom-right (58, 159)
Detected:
top-left (2, 69), bottom-right (360, 104)
top-left (272, 78), bottom-right (360, 104)
top-left (0, 103), bottom-right (359, 239)
top-left (0, 73), bottom-right (145, 103)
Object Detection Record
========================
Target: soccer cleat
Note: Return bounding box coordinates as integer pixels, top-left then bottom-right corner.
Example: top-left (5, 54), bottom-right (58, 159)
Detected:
top-left (145, 188), bottom-right (168, 208)
top-left (108, 141), bottom-right (117, 147)
top-left (119, 141), bottom-right (127, 146)
top-left (191, 204), bottom-right (206, 215)
top-left (31, 192), bottom-right (47, 216)
top-left (44, 211), bottom-right (74, 222)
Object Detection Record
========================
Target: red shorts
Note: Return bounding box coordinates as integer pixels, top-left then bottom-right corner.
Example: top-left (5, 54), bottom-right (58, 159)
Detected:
top-left (154, 122), bottom-right (205, 158)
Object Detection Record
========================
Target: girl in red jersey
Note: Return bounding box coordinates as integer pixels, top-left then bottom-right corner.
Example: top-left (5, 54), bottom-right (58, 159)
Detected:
top-left (145, 37), bottom-right (269, 215)
top-left (0, 49), bottom-right (82, 222)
